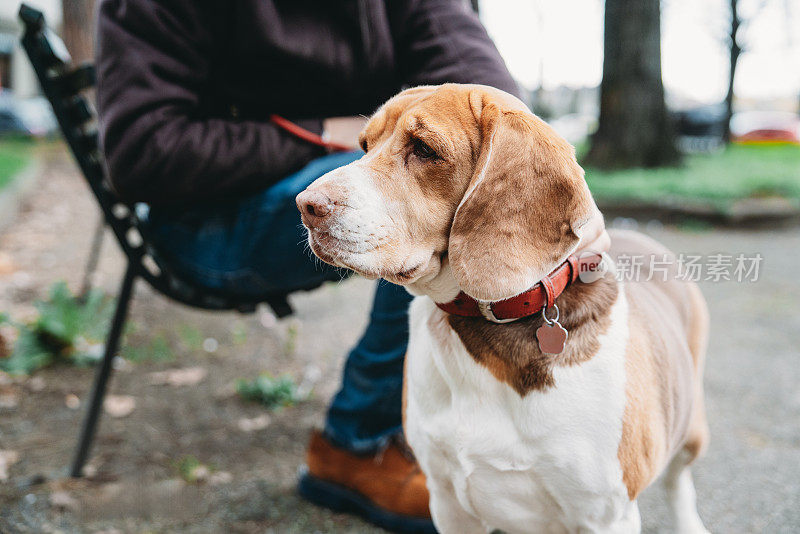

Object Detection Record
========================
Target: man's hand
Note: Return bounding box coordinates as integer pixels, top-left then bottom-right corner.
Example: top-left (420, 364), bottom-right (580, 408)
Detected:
top-left (323, 116), bottom-right (369, 150)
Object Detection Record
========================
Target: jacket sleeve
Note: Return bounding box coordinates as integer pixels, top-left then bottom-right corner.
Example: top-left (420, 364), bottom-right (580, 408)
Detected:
top-left (96, 0), bottom-right (325, 205)
top-left (388, 0), bottom-right (521, 99)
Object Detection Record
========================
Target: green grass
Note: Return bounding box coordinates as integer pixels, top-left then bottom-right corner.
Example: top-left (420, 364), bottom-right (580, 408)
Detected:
top-left (583, 144), bottom-right (800, 208)
top-left (0, 281), bottom-right (175, 375)
top-left (0, 282), bottom-right (115, 375)
top-left (0, 138), bottom-right (34, 191)
top-left (236, 373), bottom-right (303, 409)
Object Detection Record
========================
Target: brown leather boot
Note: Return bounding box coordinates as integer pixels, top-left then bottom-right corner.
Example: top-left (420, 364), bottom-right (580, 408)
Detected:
top-left (298, 430), bottom-right (435, 533)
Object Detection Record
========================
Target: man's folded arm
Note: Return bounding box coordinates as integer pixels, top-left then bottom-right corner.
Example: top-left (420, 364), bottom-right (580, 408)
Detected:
top-left (96, 0), bottom-right (324, 205)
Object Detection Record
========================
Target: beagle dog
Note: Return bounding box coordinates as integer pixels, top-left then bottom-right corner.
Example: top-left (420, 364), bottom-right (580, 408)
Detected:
top-left (297, 84), bottom-right (709, 534)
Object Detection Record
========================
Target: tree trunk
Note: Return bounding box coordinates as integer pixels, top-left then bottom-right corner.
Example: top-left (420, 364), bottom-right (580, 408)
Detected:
top-left (62, 0), bottom-right (97, 63)
top-left (723, 0), bottom-right (741, 143)
top-left (585, 0), bottom-right (680, 169)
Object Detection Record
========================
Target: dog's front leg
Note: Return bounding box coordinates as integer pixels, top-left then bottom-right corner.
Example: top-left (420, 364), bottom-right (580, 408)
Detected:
top-left (427, 479), bottom-right (487, 534)
top-left (663, 450), bottom-right (710, 534)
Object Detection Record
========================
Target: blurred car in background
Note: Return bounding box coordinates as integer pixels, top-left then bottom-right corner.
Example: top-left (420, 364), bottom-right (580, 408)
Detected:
top-left (730, 110), bottom-right (800, 145)
top-left (0, 89), bottom-right (58, 138)
top-left (672, 103), bottom-right (727, 153)
top-left (673, 103), bottom-right (727, 138)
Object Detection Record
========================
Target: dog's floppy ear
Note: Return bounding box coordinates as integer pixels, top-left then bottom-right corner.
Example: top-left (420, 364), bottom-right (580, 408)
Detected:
top-left (448, 91), bottom-right (596, 301)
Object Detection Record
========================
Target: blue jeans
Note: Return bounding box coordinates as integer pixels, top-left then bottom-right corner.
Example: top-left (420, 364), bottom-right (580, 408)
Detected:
top-left (146, 152), bottom-right (412, 453)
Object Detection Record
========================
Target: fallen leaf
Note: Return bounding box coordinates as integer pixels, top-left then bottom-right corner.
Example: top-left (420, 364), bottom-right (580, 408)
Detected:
top-left (82, 461), bottom-right (98, 479)
top-left (192, 465), bottom-right (211, 482)
top-left (148, 366), bottom-right (208, 387)
top-left (49, 490), bottom-right (79, 512)
top-left (208, 471), bottom-right (233, 486)
top-left (0, 391), bottom-right (18, 409)
top-left (237, 414), bottom-right (271, 432)
top-left (103, 395), bottom-right (136, 418)
top-left (65, 394), bottom-right (80, 410)
top-left (259, 310), bottom-right (277, 329)
top-left (27, 376), bottom-right (46, 392)
top-left (0, 450), bottom-right (20, 480)
top-left (0, 252), bottom-right (15, 276)
top-left (202, 338), bottom-right (218, 353)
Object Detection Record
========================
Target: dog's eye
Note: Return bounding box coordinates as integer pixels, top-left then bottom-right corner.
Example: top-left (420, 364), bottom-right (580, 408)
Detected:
top-left (412, 138), bottom-right (437, 160)
top-left (360, 139), bottom-right (368, 152)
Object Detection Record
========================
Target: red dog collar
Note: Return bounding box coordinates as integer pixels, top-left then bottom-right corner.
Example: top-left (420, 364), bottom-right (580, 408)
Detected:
top-left (436, 253), bottom-right (604, 323)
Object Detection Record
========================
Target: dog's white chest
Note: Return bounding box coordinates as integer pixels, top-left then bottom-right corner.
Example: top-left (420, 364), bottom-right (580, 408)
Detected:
top-left (405, 293), bottom-right (640, 533)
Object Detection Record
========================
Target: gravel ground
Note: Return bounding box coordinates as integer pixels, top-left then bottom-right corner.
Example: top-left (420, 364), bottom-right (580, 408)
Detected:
top-left (1, 148), bottom-right (798, 533)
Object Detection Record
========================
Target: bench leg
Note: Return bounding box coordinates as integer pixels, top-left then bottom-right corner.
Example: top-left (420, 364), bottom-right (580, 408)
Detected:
top-left (70, 263), bottom-right (136, 477)
top-left (78, 216), bottom-right (105, 300)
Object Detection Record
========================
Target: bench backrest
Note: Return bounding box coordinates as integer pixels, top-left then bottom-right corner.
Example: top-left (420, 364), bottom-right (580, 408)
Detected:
top-left (18, 4), bottom-right (292, 317)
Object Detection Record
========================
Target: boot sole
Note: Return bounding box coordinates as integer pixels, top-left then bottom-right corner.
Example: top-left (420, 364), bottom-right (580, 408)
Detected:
top-left (297, 466), bottom-right (437, 534)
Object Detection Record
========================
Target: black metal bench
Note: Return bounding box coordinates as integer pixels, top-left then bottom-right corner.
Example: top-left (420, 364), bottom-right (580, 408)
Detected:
top-left (19, 4), bottom-right (295, 478)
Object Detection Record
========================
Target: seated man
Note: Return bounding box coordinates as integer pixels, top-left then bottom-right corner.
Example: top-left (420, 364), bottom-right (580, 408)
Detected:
top-left (96, 1), bottom-right (517, 531)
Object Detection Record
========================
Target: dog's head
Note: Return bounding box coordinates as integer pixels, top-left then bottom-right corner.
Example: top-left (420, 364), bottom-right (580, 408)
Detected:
top-left (297, 84), bottom-right (599, 301)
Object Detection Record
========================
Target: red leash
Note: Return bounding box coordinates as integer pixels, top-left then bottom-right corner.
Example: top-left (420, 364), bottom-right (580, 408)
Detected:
top-left (270, 114), bottom-right (356, 153)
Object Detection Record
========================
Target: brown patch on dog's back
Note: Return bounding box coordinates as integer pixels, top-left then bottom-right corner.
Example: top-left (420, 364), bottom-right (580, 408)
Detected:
top-left (611, 229), bottom-right (709, 500)
top-left (617, 303), bottom-right (668, 500)
top-left (682, 281), bottom-right (710, 461)
top-left (447, 273), bottom-right (618, 395)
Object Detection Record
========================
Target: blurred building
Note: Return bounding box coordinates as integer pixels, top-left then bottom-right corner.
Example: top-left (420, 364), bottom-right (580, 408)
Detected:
top-left (0, 0), bottom-right (62, 97)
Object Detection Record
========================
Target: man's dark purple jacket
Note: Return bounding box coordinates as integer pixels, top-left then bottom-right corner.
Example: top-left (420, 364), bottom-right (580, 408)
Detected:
top-left (96, 0), bottom-right (519, 205)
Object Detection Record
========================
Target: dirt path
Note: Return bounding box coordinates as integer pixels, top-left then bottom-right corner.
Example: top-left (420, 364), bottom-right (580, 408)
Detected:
top-left (1, 149), bottom-right (798, 533)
